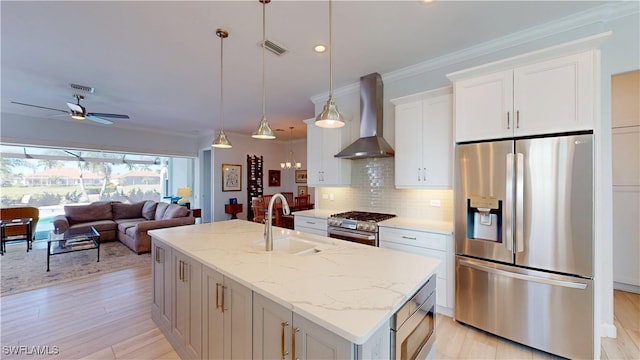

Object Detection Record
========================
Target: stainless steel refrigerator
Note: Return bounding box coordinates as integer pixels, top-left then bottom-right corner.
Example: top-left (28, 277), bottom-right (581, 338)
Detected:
top-left (454, 132), bottom-right (594, 359)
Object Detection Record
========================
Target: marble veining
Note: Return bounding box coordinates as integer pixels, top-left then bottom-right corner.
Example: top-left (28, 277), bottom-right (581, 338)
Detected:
top-left (149, 220), bottom-right (440, 344)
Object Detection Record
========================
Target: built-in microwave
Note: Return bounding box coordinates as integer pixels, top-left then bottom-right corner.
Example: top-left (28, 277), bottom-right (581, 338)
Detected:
top-left (390, 274), bottom-right (436, 359)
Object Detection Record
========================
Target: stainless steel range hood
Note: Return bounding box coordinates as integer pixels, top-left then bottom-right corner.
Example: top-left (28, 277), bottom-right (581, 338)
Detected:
top-left (335, 73), bottom-right (394, 159)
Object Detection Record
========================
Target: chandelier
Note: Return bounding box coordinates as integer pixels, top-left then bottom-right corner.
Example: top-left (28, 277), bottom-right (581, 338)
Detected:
top-left (281, 127), bottom-right (301, 170)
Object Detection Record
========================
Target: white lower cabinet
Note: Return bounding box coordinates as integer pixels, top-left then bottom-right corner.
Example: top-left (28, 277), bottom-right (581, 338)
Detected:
top-left (379, 227), bottom-right (454, 316)
top-left (253, 293), bottom-right (389, 360)
top-left (151, 242), bottom-right (172, 331)
top-left (294, 215), bottom-right (328, 237)
top-left (171, 249), bottom-right (203, 359)
top-left (203, 267), bottom-right (253, 359)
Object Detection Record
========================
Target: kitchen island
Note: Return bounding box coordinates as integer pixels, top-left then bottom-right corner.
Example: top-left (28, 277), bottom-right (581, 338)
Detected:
top-left (149, 219), bottom-right (440, 359)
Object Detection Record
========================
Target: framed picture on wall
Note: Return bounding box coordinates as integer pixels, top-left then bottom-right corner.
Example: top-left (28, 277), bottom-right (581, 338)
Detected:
top-left (297, 186), bottom-right (308, 196)
top-left (268, 170), bottom-right (281, 187)
top-left (222, 164), bottom-right (242, 191)
top-left (295, 169), bottom-right (307, 183)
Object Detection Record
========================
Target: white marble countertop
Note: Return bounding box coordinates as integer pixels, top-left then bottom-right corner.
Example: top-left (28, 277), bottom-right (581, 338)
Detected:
top-left (378, 217), bottom-right (454, 235)
top-left (149, 220), bottom-right (439, 344)
top-left (290, 208), bottom-right (340, 218)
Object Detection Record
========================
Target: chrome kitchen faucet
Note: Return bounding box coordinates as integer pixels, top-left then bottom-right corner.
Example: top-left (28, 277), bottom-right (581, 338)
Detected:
top-left (265, 193), bottom-right (291, 251)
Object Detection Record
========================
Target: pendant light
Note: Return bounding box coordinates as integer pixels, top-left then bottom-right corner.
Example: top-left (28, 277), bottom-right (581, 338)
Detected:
top-left (281, 127), bottom-right (302, 170)
top-left (212, 29), bottom-right (232, 149)
top-left (315, 0), bottom-right (345, 129)
top-left (252, 0), bottom-right (276, 140)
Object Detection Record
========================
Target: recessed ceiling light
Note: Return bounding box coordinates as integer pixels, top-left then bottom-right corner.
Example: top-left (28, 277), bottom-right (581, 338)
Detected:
top-left (314, 44), bottom-right (326, 53)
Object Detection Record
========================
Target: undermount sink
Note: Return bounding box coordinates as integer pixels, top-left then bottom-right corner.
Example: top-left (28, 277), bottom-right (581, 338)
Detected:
top-left (257, 235), bottom-right (322, 256)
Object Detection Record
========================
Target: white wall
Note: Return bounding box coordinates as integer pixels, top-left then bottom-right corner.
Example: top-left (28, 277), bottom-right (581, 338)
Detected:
top-left (196, 130), bottom-right (308, 222)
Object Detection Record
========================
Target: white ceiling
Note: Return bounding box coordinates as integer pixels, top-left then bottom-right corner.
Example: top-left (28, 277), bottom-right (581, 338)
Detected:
top-left (1, 1), bottom-right (609, 141)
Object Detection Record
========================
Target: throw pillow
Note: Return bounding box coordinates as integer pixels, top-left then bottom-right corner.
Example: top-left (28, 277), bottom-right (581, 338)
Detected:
top-left (142, 200), bottom-right (158, 220)
top-left (112, 201), bottom-right (145, 220)
top-left (64, 202), bottom-right (112, 225)
top-left (155, 202), bottom-right (170, 220)
top-left (163, 204), bottom-right (188, 219)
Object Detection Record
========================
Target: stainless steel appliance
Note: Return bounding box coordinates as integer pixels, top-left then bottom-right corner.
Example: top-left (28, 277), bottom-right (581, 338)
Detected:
top-left (327, 211), bottom-right (396, 246)
top-left (335, 73), bottom-right (395, 159)
top-left (391, 274), bottom-right (436, 360)
top-left (454, 132), bottom-right (594, 359)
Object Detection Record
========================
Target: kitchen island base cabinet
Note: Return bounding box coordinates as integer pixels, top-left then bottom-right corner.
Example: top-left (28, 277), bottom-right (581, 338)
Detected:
top-left (253, 293), bottom-right (390, 360)
top-left (203, 268), bottom-right (253, 360)
top-left (171, 250), bottom-right (202, 359)
top-left (151, 242), bottom-right (172, 332)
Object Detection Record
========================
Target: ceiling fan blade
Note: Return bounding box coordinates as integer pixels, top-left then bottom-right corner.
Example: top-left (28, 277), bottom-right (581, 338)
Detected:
top-left (11, 101), bottom-right (68, 113)
top-left (87, 112), bottom-right (130, 119)
top-left (85, 115), bottom-right (114, 125)
top-left (66, 102), bottom-right (84, 113)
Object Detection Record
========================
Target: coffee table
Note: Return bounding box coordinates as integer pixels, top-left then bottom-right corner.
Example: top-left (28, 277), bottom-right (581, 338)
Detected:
top-left (47, 226), bottom-right (100, 272)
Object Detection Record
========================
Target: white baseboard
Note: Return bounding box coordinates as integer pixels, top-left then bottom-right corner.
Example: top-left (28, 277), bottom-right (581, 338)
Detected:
top-left (437, 305), bottom-right (453, 318)
top-left (613, 281), bottom-right (640, 294)
top-left (600, 322), bottom-right (618, 339)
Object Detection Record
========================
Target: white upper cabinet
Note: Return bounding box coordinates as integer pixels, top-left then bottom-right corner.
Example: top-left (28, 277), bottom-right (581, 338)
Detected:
top-left (452, 50), bottom-right (596, 142)
top-left (305, 119), bottom-right (351, 187)
top-left (392, 88), bottom-right (453, 189)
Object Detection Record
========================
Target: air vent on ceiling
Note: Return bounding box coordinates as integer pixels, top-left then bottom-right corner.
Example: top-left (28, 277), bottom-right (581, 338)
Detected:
top-left (258, 39), bottom-right (288, 56)
top-left (69, 83), bottom-right (95, 93)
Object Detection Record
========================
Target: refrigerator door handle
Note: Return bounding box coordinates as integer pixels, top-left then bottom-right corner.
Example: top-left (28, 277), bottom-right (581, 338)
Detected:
top-left (516, 153), bottom-right (524, 253)
top-left (459, 258), bottom-right (588, 289)
top-left (505, 153), bottom-right (514, 252)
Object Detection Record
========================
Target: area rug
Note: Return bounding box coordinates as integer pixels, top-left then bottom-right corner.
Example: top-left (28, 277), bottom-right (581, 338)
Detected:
top-left (0, 241), bottom-right (150, 296)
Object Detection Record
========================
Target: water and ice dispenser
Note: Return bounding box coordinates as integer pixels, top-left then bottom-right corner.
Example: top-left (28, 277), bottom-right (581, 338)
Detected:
top-left (466, 196), bottom-right (502, 243)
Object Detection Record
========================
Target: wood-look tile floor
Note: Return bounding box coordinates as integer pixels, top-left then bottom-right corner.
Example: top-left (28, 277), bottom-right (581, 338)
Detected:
top-left (0, 265), bottom-right (637, 359)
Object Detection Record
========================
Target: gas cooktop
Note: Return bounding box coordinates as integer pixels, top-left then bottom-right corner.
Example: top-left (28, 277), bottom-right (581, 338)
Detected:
top-left (329, 211), bottom-right (396, 223)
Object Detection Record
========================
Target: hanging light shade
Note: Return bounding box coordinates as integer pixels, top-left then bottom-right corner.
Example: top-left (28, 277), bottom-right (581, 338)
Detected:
top-left (252, 0), bottom-right (276, 140)
top-left (280, 127), bottom-right (302, 170)
top-left (315, 0), bottom-right (345, 128)
top-left (212, 29), bottom-right (232, 149)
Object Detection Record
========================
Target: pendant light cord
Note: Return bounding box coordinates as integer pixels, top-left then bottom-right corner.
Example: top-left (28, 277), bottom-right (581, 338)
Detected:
top-left (262, 0), bottom-right (266, 117)
top-left (220, 33), bottom-right (224, 129)
top-left (329, 0), bottom-right (333, 97)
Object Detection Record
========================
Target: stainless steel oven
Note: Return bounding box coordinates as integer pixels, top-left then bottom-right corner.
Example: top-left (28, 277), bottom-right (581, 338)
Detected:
top-left (391, 274), bottom-right (436, 360)
top-left (327, 211), bottom-right (396, 247)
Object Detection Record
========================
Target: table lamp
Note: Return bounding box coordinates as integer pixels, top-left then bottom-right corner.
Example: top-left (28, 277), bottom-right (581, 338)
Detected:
top-left (176, 187), bottom-right (192, 206)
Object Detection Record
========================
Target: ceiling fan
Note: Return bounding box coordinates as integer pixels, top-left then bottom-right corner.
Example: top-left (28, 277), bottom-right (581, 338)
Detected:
top-left (11, 94), bottom-right (130, 125)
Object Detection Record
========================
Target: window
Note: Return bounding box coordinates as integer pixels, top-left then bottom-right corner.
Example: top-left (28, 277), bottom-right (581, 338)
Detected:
top-left (0, 145), bottom-right (191, 239)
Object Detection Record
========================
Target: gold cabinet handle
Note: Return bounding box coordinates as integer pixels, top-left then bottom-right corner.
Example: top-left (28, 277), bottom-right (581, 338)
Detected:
top-left (507, 111), bottom-right (511, 129)
top-left (155, 247), bottom-right (159, 263)
top-left (215, 283), bottom-right (222, 309)
top-left (281, 321), bottom-right (290, 360)
top-left (221, 285), bottom-right (226, 312)
top-left (292, 327), bottom-right (300, 360)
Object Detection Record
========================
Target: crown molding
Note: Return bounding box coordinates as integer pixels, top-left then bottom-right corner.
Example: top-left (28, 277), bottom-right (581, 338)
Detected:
top-left (310, 1), bottom-right (638, 101)
top-left (385, 1), bottom-right (637, 84)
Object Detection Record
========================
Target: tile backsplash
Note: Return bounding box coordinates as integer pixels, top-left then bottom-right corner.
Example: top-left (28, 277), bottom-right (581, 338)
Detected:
top-left (316, 157), bottom-right (453, 221)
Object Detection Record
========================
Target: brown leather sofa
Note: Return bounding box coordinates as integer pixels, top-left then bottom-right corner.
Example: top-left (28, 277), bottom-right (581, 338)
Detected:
top-left (53, 201), bottom-right (194, 254)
